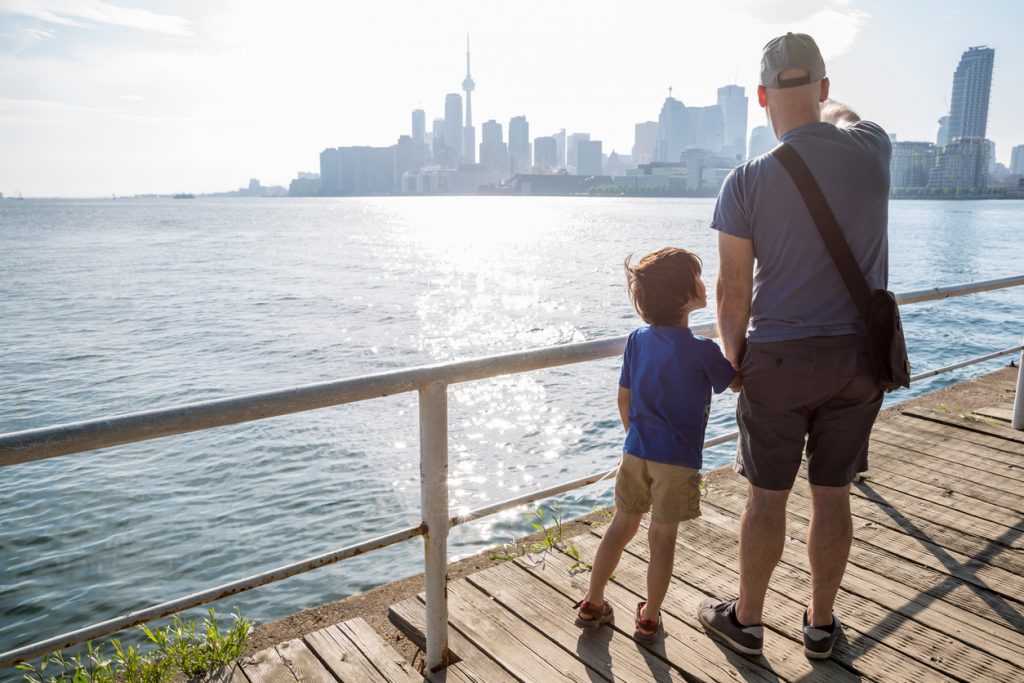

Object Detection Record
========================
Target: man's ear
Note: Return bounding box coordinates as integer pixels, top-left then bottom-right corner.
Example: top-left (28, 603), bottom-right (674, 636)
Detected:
top-left (757, 85), bottom-right (767, 108)
top-left (820, 77), bottom-right (830, 103)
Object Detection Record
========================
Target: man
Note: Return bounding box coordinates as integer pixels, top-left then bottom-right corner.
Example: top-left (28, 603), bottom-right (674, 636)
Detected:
top-left (697, 33), bottom-right (891, 660)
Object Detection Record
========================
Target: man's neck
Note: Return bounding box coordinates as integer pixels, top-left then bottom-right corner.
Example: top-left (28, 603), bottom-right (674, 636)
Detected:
top-left (772, 111), bottom-right (821, 139)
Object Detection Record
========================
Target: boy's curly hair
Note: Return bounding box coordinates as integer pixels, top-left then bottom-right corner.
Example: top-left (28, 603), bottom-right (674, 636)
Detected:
top-left (624, 247), bottom-right (703, 326)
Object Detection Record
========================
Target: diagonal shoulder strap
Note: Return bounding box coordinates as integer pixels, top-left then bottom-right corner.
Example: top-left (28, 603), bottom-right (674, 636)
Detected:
top-left (770, 142), bottom-right (872, 320)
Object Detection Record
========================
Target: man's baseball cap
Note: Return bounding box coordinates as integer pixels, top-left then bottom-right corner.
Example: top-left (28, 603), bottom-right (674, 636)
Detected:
top-left (760, 33), bottom-right (826, 88)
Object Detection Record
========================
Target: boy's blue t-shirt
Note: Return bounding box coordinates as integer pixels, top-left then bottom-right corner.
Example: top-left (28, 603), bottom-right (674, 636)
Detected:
top-left (619, 326), bottom-right (736, 469)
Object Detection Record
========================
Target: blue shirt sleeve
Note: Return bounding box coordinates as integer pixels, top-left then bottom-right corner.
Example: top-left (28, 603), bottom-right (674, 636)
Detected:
top-left (618, 332), bottom-right (633, 389)
top-left (709, 167), bottom-right (752, 240)
top-left (700, 339), bottom-right (736, 394)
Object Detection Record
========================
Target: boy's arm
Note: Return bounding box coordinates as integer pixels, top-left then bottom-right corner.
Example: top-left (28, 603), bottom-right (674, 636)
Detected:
top-left (617, 386), bottom-right (630, 431)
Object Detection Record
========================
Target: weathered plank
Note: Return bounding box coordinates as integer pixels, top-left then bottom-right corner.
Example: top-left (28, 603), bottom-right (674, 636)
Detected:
top-left (697, 486), bottom-right (1024, 659)
top-left (902, 408), bottom-right (1024, 445)
top-left (974, 406), bottom-right (1014, 423)
top-left (335, 619), bottom-right (424, 682)
top-left (205, 662), bottom-right (247, 683)
top-left (240, 640), bottom-right (323, 683)
top-left (389, 595), bottom-right (516, 683)
top-left (521, 535), bottom-right (861, 682)
top-left (444, 579), bottom-right (600, 682)
top-left (868, 439), bottom-right (1022, 498)
top-left (879, 415), bottom-right (1024, 462)
top-left (870, 425), bottom-right (1024, 482)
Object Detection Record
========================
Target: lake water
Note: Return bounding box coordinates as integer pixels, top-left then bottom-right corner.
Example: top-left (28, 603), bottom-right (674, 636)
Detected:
top-left (1, 197), bottom-right (1021, 667)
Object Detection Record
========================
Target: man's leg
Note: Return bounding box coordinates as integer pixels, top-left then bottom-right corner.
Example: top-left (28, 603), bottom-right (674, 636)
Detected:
top-left (736, 484), bottom-right (791, 626)
top-left (806, 483), bottom-right (852, 627)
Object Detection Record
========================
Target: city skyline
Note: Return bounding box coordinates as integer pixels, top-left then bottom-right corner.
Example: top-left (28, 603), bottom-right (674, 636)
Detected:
top-left (1, 0), bottom-right (1023, 196)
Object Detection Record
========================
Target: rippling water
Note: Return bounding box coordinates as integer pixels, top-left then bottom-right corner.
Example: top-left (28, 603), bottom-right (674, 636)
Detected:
top-left (1, 197), bottom-right (1021, 667)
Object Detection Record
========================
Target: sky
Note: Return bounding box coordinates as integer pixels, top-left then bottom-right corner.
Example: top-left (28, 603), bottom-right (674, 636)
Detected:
top-left (0, 0), bottom-right (1022, 197)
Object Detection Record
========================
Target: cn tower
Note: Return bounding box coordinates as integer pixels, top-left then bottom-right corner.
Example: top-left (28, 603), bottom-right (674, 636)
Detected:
top-left (462, 35), bottom-right (476, 164)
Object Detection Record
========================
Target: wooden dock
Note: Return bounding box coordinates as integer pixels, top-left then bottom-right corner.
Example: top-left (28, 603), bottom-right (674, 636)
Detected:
top-left (232, 376), bottom-right (1024, 682)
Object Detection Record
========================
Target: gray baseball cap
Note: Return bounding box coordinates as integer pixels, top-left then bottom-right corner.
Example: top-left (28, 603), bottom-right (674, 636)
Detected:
top-left (760, 33), bottom-right (826, 88)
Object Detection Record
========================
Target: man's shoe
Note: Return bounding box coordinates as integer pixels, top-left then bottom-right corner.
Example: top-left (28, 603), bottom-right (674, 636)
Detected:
top-left (803, 610), bottom-right (841, 659)
top-left (698, 598), bottom-right (764, 656)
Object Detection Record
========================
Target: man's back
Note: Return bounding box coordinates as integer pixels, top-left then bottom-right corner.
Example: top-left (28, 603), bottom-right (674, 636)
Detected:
top-left (712, 120), bottom-right (891, 342)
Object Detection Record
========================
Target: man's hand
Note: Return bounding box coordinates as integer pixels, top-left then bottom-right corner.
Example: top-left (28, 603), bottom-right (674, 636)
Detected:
top-left (716, 232), bottom-right (754, 370)
top-left (820, 98), bottom-right (860, 128)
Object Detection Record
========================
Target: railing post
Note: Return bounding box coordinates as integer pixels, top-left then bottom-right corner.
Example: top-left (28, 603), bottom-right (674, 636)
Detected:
top-left (1013, 343), bottom-right (1024, 431)
top-left (419, 381), bottom-right (450, 672)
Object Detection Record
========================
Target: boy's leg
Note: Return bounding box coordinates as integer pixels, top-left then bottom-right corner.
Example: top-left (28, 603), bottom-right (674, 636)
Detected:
top-left (642, 520), bottom-right (679, 620)
top-left (585, 510), bottom-right (642, 607)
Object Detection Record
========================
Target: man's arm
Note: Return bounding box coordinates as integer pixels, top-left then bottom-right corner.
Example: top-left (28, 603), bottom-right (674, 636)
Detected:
top-left (716, 232), bottom-right (754, 371)
top-left (820, 98), bottom-right (860, 128)
top-left (617, 386), bottom-right (630, 431)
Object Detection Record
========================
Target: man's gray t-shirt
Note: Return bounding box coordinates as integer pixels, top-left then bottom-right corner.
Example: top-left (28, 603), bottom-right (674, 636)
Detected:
top-left (711, 121), bottom-right (891, 343)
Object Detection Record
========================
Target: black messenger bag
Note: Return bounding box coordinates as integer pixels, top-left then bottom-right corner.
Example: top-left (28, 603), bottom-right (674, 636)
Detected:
top-left (770, 143), bottom-right (910, 392)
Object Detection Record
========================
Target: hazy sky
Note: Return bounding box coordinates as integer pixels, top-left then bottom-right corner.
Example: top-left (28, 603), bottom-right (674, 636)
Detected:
top-left (1, 0), bottom-right (1021, 197)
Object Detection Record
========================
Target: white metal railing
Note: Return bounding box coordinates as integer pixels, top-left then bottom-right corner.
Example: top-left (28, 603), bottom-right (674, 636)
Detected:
top-left (1, 275), bottom-right (1024, 672)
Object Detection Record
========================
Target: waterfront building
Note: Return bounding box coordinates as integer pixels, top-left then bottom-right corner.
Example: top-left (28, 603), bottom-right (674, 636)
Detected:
top-left (936, 115), bottom-right (950, 147)
top-left (553, 129), bottom-right (566, 169)
top-left (604, 150), bottom-right (632, 176)
top-left (533, 136), bottom-right (557, 172)
top-left (319, 146), bottom-right (395, 195)
top-left (479, 119), bottom-right (509, 175)
top-left (577, 140), bottom-right (603, 176)
top-left (509, 115), bottom-right (531, 175)
top-left (748, 125), bottom-right (777, 159)
top-left (444, 93), bottom-right (464, 162)
top-left (462, 37), bottom-right (476, 165)
top-left (394, 135), bottom-right (430, 189)
top-left (632, 121), bottom-right (658, 166)
top-left (288, 171), bottom-right (321, 197)
top-left (947, 46), bottom-right (995, 142)
top-left (692, 105), bottom-right (725, 153)
top-left (1011, 145), bottom-right (1024, 175)
top-left (890, 141), bottom-right (936, 190)
top-left (431, 118), bottom-right (446, 162)
top-left (412, 109), bottom-right (426, 145)
top-left (655, 92), bottom-right (688, 162)
top-left (928, 138), bottom-right (991, 192)
top-left (717, 85), bottom-right (748, 161)
top-left (567, 132), bottom-right (590, 171)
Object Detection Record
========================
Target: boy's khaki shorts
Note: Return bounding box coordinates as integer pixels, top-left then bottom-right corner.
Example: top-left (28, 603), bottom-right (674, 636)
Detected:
top-left (614, 452), bottom-right (702, 524)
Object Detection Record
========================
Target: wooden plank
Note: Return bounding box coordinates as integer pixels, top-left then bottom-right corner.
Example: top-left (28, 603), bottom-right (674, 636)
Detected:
top-left (573, 529), bottom-right (955, 683)
top-left (304, 625), bottom-right (388, 682)
top-left (335, 619), bottom-right (424, 683)
top-left (874, 418), bottom-right (1024, 468)
top-left (853, 464), bottom-right (1024, 531)
top-left (974, 406), bottom-right (1014, 423)
top-left (513, 537), bottom-right (859, 682)
top-left (868, 423), bottom-right (1024, 483)
top-left (628, 505), bottom-right (1022, 682)
top-left (700, 482), bottom-right (1024, 649)
top-left (240, 641), bottom-right (314, 683)
top-left (902, 408), bottom-right (1024, 445)
top-left (852, 473), bottom-right (1024, 551)
top-left (868, 439), bottom-right (1023, 498)
top-left (443, 578), bottom-right (601, 682)
top-left (863, 448), bottom-right (1024, 514)
top-left (389, 595), bottom-right (516, 683)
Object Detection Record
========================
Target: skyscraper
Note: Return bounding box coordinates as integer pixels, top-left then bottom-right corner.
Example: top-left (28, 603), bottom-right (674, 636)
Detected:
top-left (431, 118), bottom-right (445, 160)
top-left (1012, 145), bottom-right (1024, 176)
top-left (655, 91), bottom-right (688, 162)
top-left (444, 93), bottom-right (464, 163)
top-left (412, 109), bottom-right (426, 145)
top-left (509, 115), bottom-right (530, 175)
top-left (462, 36), bottom-right (476, 165)
top-left (717, 85), bottom-right (748, 160)
top-left (553, 129), bottom-right (566, 169)
top-left (479, 119), bottom-right (508, 174)
top-left (577, 140), bottom-right (603, 176)
top-left (936, 115), bottom-right (950, 147)
top-left (567, 132), bottom-right (590, 170)
top-left (947, 46), bottom-right (995, 141)
top-left (748, 125), bottom-right (777, 159)
top-left (534, 136), bottom-right (557, 172)
top-left (632, 122), bottom-right (658, 166)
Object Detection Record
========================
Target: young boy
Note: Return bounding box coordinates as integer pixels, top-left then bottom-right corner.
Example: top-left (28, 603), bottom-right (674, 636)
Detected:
top-left (575, 246), bottom-right (738, 643)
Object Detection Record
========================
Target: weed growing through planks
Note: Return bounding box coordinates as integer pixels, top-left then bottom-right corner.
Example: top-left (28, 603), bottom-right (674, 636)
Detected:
top-left (16, 608), bottom-right (251, 683)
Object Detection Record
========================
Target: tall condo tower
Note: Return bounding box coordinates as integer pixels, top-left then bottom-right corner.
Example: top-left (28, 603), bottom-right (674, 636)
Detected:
top-left (947, 46), bottom-right (994, 141)
top-left (462, 36), bottom-right (476, 164)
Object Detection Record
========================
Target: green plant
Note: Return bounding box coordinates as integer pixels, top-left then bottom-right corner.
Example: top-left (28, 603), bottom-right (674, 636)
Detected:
top-left (16, 608), bottom-right (249, 683)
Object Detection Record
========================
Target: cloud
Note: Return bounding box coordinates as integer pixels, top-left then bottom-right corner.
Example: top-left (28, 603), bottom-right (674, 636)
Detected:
top-left (1, 25), bottom-right (58, 51)
top-left (0, 0), bottom-right (192, 37)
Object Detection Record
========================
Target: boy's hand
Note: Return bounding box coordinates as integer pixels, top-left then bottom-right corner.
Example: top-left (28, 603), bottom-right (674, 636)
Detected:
top-left (728, 372), bottom-right (743, 393)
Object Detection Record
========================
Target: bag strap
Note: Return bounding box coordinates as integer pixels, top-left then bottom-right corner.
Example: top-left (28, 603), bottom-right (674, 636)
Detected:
top-left (770, 142), bottom-right (872, 320)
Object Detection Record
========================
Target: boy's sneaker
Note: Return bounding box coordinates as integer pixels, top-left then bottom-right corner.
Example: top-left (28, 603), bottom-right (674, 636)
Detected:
top-left (803, 610), bottom-right (841, 659)
top-left (697, 598), bottom-right (763, 656)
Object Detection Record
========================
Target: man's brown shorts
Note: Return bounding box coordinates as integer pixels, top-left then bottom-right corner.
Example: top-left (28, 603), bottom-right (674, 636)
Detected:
top-left (615, 452), bottom-right (702, 523)
top-left (734, 335), bottom-right (883, 490)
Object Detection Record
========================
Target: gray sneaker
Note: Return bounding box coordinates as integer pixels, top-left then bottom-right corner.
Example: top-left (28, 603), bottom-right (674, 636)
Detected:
top-left (803, 611), bottom-right (841, 659)
top-left (698, 598), bottom-right (764, 656)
